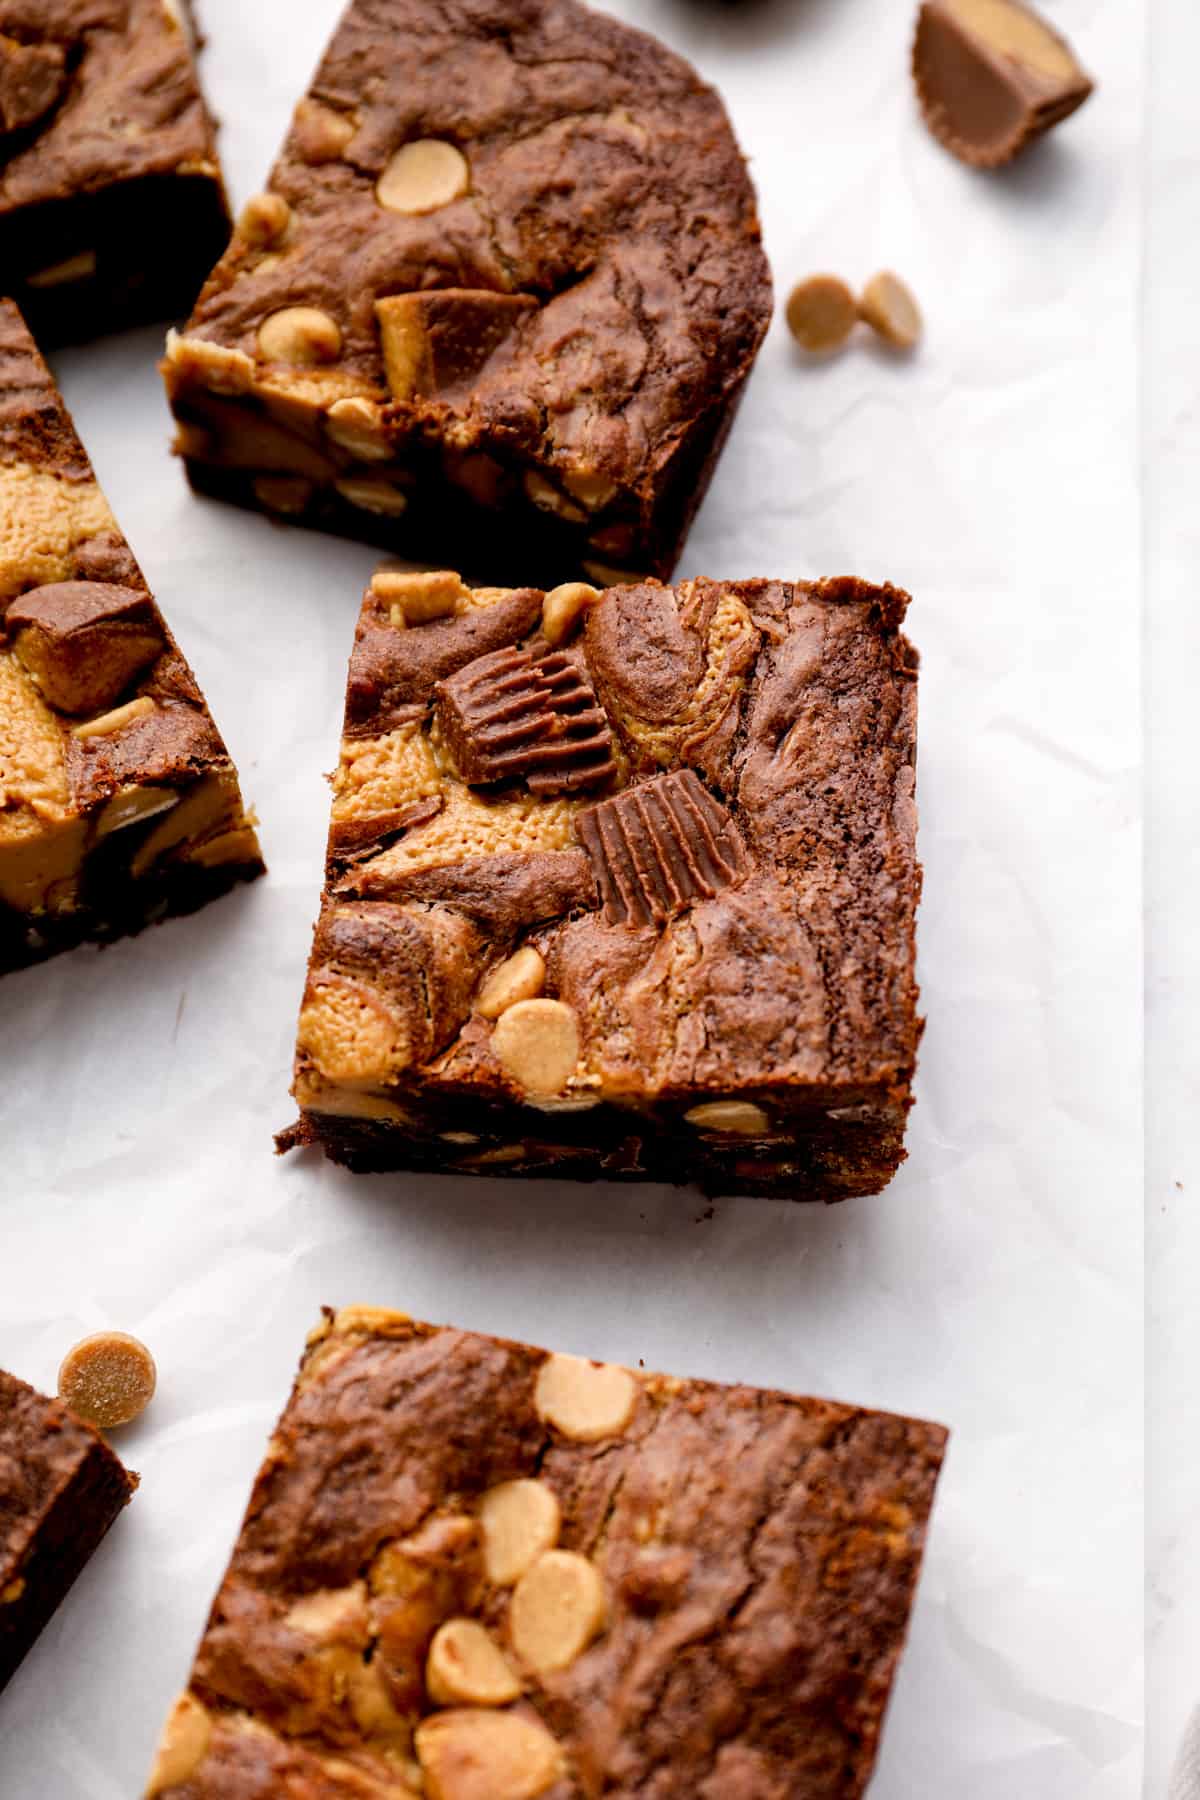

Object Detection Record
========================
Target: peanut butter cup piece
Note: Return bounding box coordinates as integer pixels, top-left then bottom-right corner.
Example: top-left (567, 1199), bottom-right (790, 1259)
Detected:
top-left (435, 646), bottom-right (615, 796)
top-left (577, 769), bottom-right (747, 927)
top-left (913, 0), bottom-right (1094, 169)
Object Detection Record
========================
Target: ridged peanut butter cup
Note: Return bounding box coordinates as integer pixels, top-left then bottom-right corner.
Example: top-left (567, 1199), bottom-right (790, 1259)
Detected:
top-left (913, 0), bottom-right (1094, 169)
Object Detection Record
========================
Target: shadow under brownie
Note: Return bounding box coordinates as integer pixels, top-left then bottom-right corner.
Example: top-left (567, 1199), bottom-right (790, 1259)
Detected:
top-left (160, 0), bottom-right (772, 588)
top-left (0, 297), bottom-right (264, 974)
top-left (280, 570), bottom-right (921, 1201)
top-left (143, 1305), bottom-right (947, 1799)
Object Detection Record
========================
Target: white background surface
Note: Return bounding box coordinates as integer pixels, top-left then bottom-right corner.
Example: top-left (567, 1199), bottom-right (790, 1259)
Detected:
top-left (0, 1), bottom-right (1147, 1794)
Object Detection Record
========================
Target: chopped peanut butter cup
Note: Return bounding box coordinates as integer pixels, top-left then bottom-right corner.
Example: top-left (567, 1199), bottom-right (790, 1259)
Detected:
top-left (913, 0), bottom-right (1094, 168)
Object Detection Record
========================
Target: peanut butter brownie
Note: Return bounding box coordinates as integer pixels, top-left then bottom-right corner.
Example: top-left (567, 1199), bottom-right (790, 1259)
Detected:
top-left (143, 1306), bottom-right (947, 1799)
top-left (161, 0), bottom-right (771, 587)
top-left (0, 298), bottom-right (263, 973)
top-left (1, 0), bottom-right (231, 344)
top-left (281, 570), bottom-right (920, 1201)
top-left (0, 1366), bottom-right (137, 1693)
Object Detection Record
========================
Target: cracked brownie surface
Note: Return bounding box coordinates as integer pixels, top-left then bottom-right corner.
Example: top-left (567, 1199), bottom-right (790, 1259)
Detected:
top-left (0, 297), bottom-right (263, 973)
top-left (282, 569), bottom-right (921, 1201)
top-left (0, 0), bottom-right (230, 343)
top-left (143, 1305), bottom-right (947, 1799)
top-left (162, 0), bottom-right (772, 586)
top-left (0, 1366), bottom-right (137, 1692)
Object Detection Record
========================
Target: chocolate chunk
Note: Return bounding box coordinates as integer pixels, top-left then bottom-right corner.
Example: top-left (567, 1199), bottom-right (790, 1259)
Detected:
top-left (913, 0), bottom-right (1094, 168)
top-left (7, 582), bottom-right (163, 715)
top-left (376, 289), bottom-right (538, 404)
top-left (577, 768), bottom-right (747, 927)
top-left (0, 34), bottom-right (67, 137)
top-left (436, 646), bottom-right (616, 795)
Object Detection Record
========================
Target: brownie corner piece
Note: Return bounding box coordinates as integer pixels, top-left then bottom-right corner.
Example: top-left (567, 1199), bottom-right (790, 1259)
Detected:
top-left (286, 570), bottom-right (920, 1201)
top-left (143, 1306), bottom-right (947, 1798)
top-left (0, 298), bottom-right (264, 974)
top-left (0, 0), bottom-right (231, 344)
top-left (161, 0), bottom-right (772, 586)
top-left (0, 1366), bottom-right (136, 1693)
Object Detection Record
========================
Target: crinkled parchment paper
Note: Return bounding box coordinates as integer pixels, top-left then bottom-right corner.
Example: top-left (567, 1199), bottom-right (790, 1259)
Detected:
top-left (0, 1), bottom-right (1141, 1793)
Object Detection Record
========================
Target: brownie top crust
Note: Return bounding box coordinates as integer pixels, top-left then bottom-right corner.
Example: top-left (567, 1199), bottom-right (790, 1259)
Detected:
top-left (294, 573), bottom-right (920, 1127)
top-left (146, 1306), bottom-right (947, 1798)
top-left (177, 0), bottom-right (771, 531)
top-left (0, 1366), bottom-right (135, 1585)
top-left (0, 0), bottom-right (222, 215)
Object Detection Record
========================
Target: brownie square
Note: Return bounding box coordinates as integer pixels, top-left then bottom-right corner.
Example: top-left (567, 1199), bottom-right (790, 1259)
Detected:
top-left (282, 571), bottom-right (921, 1201)
top-left (0, 298), bottom-right (264, 973)
top-left (160, 0), bottom-right (772, 587)
top-left (0, 0), bottom-right (231, 345)
top-left (0, 1366), bottom-right (136, 1693)
top-left (143, 1306), bottom-right (947, 1798)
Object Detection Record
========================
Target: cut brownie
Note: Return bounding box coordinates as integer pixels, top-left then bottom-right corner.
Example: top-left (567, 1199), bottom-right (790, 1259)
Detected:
top-left (0, 0), bottom-right (231, 344)
top-left (281, 569), bottom-right (921, 1201)
top-left (161, 0), bottom-right (772, 587)
top-left (0, 298), bottom-right (263, 974)
top-left (0, 1366), bottom-right (137, 1693)
top-left (143, 1306), bottom-right (947, 1799)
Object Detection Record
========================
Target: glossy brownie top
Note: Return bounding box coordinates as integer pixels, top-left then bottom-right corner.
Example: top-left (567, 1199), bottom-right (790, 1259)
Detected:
top-left (294, 572), bottom-right (921, 1123)
top-left (177, 0), bottom-right (772, 540)
top-left (145, 1305), bottom-right (947, 1799)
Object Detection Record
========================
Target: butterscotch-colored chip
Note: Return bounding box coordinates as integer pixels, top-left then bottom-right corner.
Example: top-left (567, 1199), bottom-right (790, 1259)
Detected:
top-left (491, 999), bottom-right (579, 1096)
top-left (859, 272), bottom-right (923, 351)
top-left (372, 569), bottom-right (466, 623)
top-left (541, 582), bottom-right (601, 647)
top-left (479, 1480), bottom-right (561, 1586)
top-left (476, 947), bottom-right (546, 1021)
top-left (510, 1551), bottom-right (606, 1673)
top-left (335, 476), bottom-right (409, 517)
top-left (683, 1100), bottom-right (770, 1135)
top-left (293, 97), bottom-right (356, 163)
top-left (533, 1353), bottom-right (637, 1442)
top-left (238, 192), bottom-right (291, 247)
top-left (415, 1709), bottom-right (562, 1800)
top-left (73, 695), bottom-right (155, 739)
top-left (784, 275), bottom-right (859, 354)
top-left (377, 140), bottom-right (470, 214)
top-left (58, 1331), bottom-right (156, 1429)
top-left (427, 1618), bottom-right (521, 1706)
top-left (257, 306), bottom-right (342, 367)
top-left (523, 470), bottom-right (587, 523)
top-left (145, 1693), bottom-right (211, 1796)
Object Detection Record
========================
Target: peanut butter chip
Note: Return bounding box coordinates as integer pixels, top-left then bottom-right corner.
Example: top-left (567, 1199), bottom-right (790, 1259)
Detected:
top-left (479, 1480), bottom-right (561, 1586)
top-left (415, 1708), bottom-right (562, 1800)
top-left (427, 1618), bottom-right (521, 1706)
top-left (477, 947), bottom-right (546, 1020)
top-left (683, 1100), bottom-right (770, 1136)
top-left (145, 1693), bottom-right (211, 1796)
top-left (859, 272), bottom-right (923, 350)
top-left (59, 1331), bottom-right (156, 1429)
top-left (541, 582), bottom-right (601, 647)
top-left (491, 999), bottom-right (579, 1096)
top-left (377, 140), bottom-right (470, 214)
top-left (238, 192), bottom-right (291, 247)
top-left (534, 1353), bottom-right (637, 1442)
top-left (784, 275), bottom-right (859, 354)
top-left (510, 1551), bottom-right (606, 1673)
top-left (257, 306), bottom-right (342, 367)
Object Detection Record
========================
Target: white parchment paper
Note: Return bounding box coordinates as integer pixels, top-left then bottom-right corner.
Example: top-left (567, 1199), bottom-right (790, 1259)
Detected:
top-left (0, 1), bottom-right (1143, 1793)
